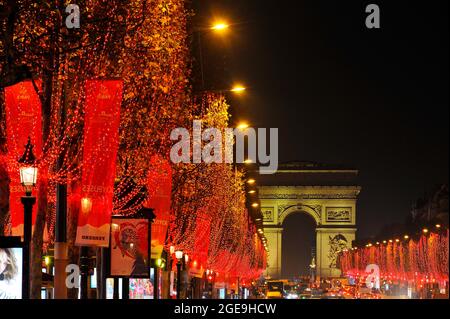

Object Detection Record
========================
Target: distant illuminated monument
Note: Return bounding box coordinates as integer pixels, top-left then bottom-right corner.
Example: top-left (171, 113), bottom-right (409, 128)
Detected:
top-left (257, 162), bottom-right (360, 279)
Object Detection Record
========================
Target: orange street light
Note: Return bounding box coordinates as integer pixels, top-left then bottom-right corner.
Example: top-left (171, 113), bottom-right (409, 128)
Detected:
top-left (237, 122), bottom-right (250, 130)
top-left (252, 203), bottom-right (259, 208)
top-left (247, 178), bottom-right (256, 185)
top-left (230, 85), bottom-right (246, 94)
top-left (211, 22), bottom-right (229, 32)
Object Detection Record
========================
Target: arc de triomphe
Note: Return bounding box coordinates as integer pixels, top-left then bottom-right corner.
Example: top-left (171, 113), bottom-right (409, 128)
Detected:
top-left (257, 162), bottom-right (361, 279)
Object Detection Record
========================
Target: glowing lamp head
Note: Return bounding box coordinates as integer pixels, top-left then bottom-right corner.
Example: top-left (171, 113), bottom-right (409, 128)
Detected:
top-left (211, 22), bottom-right (229, 32)
top-left (252, 203), bottom-right (259, 208)
top-left (81, 197), bottom-right (93, 215)
top-left (247, 179), bottom-right (256, 185)
top-left (230, 85), bottom-right (246, 94)
top-left (422, 228), bottom-right (429, 234)
top-left (18, 137), bottom-right (38, 195)
top-left (237, 122), bottom-right (250, 131)
top-left (19, 166), bottom-right (38, 186)
top-left (184, 254), bottom-right (189, 263)
top-left (248, 190), bottom-right (256, 194)
top-left (169, 246), bottom-right (175, 255)
top-left (404, 235), bottom-right (409, 239)
top-left (175, 250), bottom-right (183, 260)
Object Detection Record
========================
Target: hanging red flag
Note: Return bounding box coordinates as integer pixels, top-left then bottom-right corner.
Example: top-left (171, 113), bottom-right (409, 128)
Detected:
top-left (75, 79), bottom-right (123, 247)
top-left (4, 81), bottom-right (42, 237)
top-left (145, 154), bottom-right (172, 259)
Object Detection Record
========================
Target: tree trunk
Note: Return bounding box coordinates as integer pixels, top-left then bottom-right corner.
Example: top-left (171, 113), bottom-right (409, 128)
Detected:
top-left (29, 67), bottom-right (53, 298)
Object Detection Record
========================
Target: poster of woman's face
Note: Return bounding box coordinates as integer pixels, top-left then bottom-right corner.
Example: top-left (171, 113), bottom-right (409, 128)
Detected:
top-left (0, 248), bottom-right (22, 299)
top-left (110, 218), bottom-right (150, 277)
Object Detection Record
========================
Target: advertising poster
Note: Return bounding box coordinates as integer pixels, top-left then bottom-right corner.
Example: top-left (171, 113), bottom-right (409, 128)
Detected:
top-left (110, 217), bottom-right (150, 277)
top-left (145, 155), bottom-right (172, 260)
top-left (75, 79), bottom-right (123, 247)
top-left (129, 269), bottom-right (154, 299)
top-left (0, 247), bottom-right (23, 299)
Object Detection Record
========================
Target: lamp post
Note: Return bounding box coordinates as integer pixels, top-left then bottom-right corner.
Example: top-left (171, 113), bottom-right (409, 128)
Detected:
top-left (175, 250), bottom-right (183, 299)
top-left (309, 257), bottom-right (316, 286)
top-left (18, 137), bottom-right (38, 299)
top-left (192, 21), bottom-right (230, 90)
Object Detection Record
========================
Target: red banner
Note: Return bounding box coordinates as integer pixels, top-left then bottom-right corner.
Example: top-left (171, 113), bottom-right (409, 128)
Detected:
top-left (145, 155), bottom-right (172, 259)
top-left (4, 81), bottom-right (42, 236)
top-left (75, 80), bottom-right (123, 247)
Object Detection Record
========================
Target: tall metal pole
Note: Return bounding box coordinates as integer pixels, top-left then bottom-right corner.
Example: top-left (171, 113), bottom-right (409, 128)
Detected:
top-left (113, 278), bottom-right (119, 299)
top-left (176, 261), bottom-right (182, 299)
top-left (154, 266), bottom-right (159, 299)
top-left (79, 246), bottom-right (89, 299)
top-left (54, 183), bottom-right (68, 299)
top-left (54, 68), bottom-right (68, 299)
top-left (237, 277), bottom-right (240, 299)
top-left (21, 196), bottom-right (36, 299)
top-left (198, 31), bottom-right (205, 90)
top-left (122, 278), bottom-right (129, 300)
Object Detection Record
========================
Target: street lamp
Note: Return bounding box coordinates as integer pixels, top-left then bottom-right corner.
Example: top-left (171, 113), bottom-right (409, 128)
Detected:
top-left (193, 19), bottom-right (232, 90)
top-left (230, 85), bottom-right (247, 94)
top-left (18, 137), bottom-right (38, 196)
top-left (175, 250), bottom-right (183, 260)
top-left (18, 137), bottom-right (37, 299)
top-left (211, 21), bottom-right (230, 32)
top-left (237, 122), bottom-right (250, 131)
top-left (175, 250), bottom-right (183, 299)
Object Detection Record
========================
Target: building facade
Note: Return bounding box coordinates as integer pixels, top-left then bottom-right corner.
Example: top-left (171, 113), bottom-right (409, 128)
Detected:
top-left (257, 162), bottom-right (361, 279)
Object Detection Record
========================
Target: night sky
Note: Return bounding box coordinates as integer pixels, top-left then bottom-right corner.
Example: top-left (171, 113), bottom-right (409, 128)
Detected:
top-left (194, 0), bottom-right (449, 277)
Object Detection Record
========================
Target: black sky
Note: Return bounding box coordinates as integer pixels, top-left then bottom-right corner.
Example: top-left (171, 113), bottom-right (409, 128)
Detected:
top-left (193, 0), bottom-right (449, 271)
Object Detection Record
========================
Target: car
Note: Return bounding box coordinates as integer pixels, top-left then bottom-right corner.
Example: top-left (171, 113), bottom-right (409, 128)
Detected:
top-left (266, 291), bottom-right (283, 299)
top-left (285, 291), bottom-right (299, 299)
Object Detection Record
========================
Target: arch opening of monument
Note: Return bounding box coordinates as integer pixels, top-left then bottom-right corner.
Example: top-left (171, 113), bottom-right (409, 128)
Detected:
top-left (281, 211), bottom-right (316, 279)
top-left (256, 162), bottom-right (361, 280)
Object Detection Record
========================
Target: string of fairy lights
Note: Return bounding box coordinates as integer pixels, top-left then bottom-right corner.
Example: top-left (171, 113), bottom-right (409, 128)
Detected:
top-left (1, 0), bottom-right (267, 280)
top-left (339, 226), bottom-right (449, 286)
top-left (166, 93), bottom-right (266, 279)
